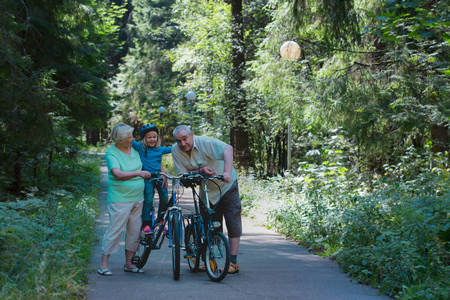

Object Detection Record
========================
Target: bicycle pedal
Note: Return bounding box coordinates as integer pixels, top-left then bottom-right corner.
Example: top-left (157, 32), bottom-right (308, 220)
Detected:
top-left (184, 254), bottom-right (193, 258)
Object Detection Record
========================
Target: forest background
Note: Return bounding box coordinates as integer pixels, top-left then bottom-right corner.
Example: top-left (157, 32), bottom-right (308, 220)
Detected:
top-left (0, 0), bottom-right (449, 299)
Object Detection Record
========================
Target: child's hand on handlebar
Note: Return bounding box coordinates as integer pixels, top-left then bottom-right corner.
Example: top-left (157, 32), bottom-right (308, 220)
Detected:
top-left (161, 176), bottom-right (168, 189)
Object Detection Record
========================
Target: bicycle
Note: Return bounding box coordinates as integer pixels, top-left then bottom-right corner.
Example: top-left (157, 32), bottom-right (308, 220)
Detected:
top-left (182, 172), bottom-right (231, 282)
top-left (131, 172), bottom-right (184, 280)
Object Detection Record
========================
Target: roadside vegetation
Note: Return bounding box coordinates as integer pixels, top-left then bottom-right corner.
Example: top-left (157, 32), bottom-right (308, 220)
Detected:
top-left (2, 0), bottom-right (449, 299)
top-left (240, 134), bottom-right (449, 299)
top-left (0, 153), bottom-right (100, 299)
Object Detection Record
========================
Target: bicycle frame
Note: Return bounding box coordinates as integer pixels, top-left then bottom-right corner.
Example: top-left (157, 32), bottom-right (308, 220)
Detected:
top-left (132, 173), bottom-right (184, 280)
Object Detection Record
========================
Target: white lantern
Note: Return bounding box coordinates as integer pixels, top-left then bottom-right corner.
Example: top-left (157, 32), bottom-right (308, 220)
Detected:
top-left (280, 41), bottom-right (301, 60)
top-left (186, 91), bottom-right (197, 101)
top-left (159, 106), bottom-right (166, 114)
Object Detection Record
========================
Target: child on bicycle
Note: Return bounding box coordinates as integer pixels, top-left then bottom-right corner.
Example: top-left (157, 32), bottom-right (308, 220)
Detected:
top-left (132, 123), bottom-right (172, 233)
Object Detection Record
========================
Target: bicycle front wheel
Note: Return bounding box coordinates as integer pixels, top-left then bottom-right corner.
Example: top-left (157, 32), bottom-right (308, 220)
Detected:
top-left (185, 223), bottom-right (200, 272)
top-left (171, 215), bottom-right (181, 280)
top-left (205, 231), bottom-right (230, 282)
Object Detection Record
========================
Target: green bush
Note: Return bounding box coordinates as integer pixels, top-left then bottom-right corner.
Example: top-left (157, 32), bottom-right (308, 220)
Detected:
top-left (0, 153), bottom-right (100, 299)
top-left (240, 148), bottom-right (450, 299)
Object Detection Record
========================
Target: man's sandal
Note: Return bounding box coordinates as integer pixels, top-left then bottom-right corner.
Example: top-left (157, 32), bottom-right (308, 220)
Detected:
top-left (228, 262), bottom-right (239, 274)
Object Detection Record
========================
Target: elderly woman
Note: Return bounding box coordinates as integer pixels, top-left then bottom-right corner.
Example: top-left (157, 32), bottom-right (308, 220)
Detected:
top-left (98, 123), bottom-right (151, 276)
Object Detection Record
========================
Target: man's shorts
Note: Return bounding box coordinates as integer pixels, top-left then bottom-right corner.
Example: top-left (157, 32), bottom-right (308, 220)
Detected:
top-left (207, 180), bottom-right (242, 238)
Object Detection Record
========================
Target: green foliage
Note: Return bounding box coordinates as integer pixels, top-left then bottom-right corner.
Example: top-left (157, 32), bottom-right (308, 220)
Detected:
top-left (109, 0), bottom-right (182, 136)
top-left (277, 0), bottom-right (361, 47)
top-left (245, 0), bottom-right (449, 177)
top-left (0, 153), bottom-right (100, 299)
top-left (0, 0), bottom-right (127, 194)
top-left (169, 0), bottom-right (232, 132)
top-left (162, 152), bottom-right (176, 175)
top-left (240, 145), bottom-right (450, 299)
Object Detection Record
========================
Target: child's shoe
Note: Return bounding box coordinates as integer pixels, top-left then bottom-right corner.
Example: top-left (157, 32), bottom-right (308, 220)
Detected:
top-left (142, 225), bottom-right (153, 235)
top-left (157, 221), bottom-right (168, 232)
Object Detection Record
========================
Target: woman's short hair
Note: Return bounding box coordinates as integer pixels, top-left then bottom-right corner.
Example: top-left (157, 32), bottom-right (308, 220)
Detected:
top-left (110, 123), bottom-right (134, 143)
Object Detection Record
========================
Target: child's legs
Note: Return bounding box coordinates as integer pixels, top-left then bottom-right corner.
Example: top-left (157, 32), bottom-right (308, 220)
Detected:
top-left (155, 181), bottom-right (169, 219)
top-left (142, 180), bottom-right (156, 222)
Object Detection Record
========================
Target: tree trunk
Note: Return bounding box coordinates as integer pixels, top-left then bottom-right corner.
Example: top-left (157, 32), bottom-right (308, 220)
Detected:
top-left (91, 128), bottom-right (100, 146)
top-left (266, 143), bottom-right (272, 177)
top-left (430, 123), bottom-right (448, 153)
top-left (48, 147), bottom-right (53, 178)
top-left (430, 123), bottom-right (449, 168)
top-left (14, 150), bottom-right (22, 195)
top-left (228, 0), bottom-right (252, 169)
top-left (281, 129), bottom-right (287, 172)
top-left (231, 126), bottom-right (252, 170)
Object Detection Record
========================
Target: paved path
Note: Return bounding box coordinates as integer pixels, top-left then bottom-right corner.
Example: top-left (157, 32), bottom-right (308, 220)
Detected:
top-left (86, 154), bottom-right (391, 299)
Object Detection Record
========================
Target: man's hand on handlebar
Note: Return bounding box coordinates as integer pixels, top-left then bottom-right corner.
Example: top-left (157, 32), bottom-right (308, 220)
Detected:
top-left (222, 171), bottom-right (232, 183)
top-left (199, 166), bottom-right (216, 177)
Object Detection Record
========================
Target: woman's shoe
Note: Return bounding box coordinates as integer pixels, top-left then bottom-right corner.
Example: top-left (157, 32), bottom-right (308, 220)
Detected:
top-left (97, 268), bottom-right (113, 276)
top-left (123, 265), bottom-right (144, 273)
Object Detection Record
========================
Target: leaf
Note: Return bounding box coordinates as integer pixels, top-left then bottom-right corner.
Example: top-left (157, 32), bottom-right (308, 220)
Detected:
top-left (419, 31), bottom-right (433, 39)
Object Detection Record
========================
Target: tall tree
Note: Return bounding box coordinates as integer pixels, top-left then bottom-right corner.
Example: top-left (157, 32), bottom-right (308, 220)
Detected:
top-left (0, 0), bottom-right (126, 194)
top-left (228, 0), bottom-right (253, 168)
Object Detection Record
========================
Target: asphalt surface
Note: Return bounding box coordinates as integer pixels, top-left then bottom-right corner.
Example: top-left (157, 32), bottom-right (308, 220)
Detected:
top-left (86, 154), bottom-right (392, 300)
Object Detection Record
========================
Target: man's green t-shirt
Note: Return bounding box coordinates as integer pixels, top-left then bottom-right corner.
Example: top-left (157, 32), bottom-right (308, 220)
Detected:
top-left (105, 145), bottom-right (145, 203)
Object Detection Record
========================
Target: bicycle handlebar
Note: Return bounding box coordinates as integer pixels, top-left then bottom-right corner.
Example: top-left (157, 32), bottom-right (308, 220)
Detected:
top-left (180, 172), bottom-right (223, 181)
top-left (146, 172), bottom-right (223, 182)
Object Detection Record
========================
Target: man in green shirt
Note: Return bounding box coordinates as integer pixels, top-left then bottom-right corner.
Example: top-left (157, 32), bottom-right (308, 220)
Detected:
top-left (172, 125), bottom-right (241, 274)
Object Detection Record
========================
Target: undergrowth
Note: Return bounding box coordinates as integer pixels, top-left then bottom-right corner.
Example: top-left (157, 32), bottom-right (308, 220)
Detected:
top-left (0, 153), bottom-right (100, 299)
top-left (240, 147), bottom-right (450, 299)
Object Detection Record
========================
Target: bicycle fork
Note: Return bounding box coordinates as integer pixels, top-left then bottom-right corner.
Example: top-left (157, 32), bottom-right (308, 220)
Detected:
top-left (167, 208), bottom-right (183, 248)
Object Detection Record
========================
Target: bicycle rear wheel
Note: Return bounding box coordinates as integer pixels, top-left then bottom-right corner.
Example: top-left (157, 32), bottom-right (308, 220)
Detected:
top-left (132, 233), bottom-right (152, 269)
top-left (205, 231), bottom-right (230, 282)
top-left (171, 215), bottom-right (181, 280)
top-left (185, 223), bottom-right (200, 272)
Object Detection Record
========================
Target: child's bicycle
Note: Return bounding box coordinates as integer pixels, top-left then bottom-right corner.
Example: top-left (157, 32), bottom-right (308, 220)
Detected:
top-left (181, 172), bottom-right (231, 282)
top-left (131, 172), bottom-right (184, 280)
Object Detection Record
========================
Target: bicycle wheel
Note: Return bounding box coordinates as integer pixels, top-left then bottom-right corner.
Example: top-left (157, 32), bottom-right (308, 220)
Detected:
top-left (132, 233), bottom-right (152, 269)
top-left (185, 223), bottom-right (200, 272)
top-left (205, 231), bottom-right (230, 282)
top-left (171, 214), bottom-right (181, 280)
